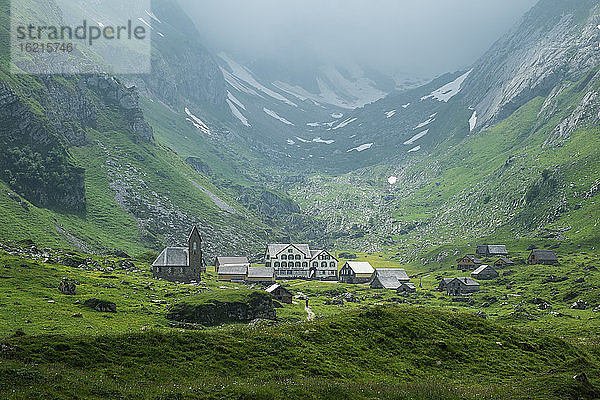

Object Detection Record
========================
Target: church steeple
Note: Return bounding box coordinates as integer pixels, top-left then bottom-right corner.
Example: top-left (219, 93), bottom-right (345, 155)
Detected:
top-left (188, 226), bottom-right (203, 277)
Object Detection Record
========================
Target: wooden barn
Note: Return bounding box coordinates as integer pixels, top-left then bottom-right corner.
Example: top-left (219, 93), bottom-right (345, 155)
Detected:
top-left (471, 265), bottom-right (498, 280)
top-left (338, 261), bottom-right (375, 284)
top-left (528, 250), bottom-right (559, 265)
top-left (476, 245), bottom-right (508, 258)
top-left (397, 282), bottom-right (416, 294)
top-left (457, 255), bottom-right (482, 270)
top-left (247, 266), bottom-right (276, 283)
top-left (266, 283), bottom-right (292, 304)
top-left (494, 257), bottom-right (515, 268)
top-left (444, 277), bottom-right (480, 296)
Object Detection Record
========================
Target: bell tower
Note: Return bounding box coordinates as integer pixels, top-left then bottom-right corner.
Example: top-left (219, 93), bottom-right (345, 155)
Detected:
top-left (188, 226), bottom-right (204, 277)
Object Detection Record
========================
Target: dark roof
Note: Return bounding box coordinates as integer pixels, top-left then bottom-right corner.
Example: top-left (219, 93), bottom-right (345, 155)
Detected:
top-left (399, 282), bottom-right (416, 290)
top-left (216, 256), bottom-right (249, 266)
top-left (531, 249), bottom-right (558, 261)
top-left (188, 226), bottom-right (202, 242)
top-left (248, 266), bottom-right (274, 279)
top-left (460, 255), bottom-right (482, 264)
top-left (496, 257), bottom-right (514, 264)
top-left (441, 278), bottom-right (455, 285)
top-left (152, 247), bottom-right (188, 267)
top-left (217, 265), bottom-right (248, 275)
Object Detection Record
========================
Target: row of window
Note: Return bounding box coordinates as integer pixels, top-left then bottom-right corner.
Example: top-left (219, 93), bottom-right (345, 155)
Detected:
top-left (266, 253), bottom-right (334, 261)
top-left (155, 267), bottom-right (198, 274)
top-left (266, 261), bottom-right (337, 268)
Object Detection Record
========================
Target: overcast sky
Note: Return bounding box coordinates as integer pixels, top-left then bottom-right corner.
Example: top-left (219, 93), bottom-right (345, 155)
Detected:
top-left (178, 0), bottom-right (538, 77)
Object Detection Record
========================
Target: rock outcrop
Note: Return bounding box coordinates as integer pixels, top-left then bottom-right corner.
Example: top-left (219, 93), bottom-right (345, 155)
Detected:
top-left (166, 291), bottom-right (275, 326)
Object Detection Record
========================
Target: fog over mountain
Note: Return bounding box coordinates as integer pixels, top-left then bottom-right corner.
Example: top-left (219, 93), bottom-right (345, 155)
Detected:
top-left (178, 0), bottom-right (537, 77)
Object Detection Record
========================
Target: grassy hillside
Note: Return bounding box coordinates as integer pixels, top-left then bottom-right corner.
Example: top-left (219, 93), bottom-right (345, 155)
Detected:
top-left (1, 304), bottom-right (598, 399)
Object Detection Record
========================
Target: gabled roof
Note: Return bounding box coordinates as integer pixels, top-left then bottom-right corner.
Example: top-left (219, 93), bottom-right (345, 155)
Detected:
top-left (440, 278), bottom-right (455, 286)
top-left (496, 257), bottom-right (514, 264)
top-left (374, 268), bottom-right (409, 281)
top-left (216, 256), bottom-right (249, 266)
top-left (373, 276), bottom-right (402, 290)
top-left (152, 247), bottom-right (189, 267)
top-left (267, 244), bottom-right (311, 258)
top-left (531, 249), bottom-right (558, 261)
top-left (459, 255), bottom-right (482, 264)
top-left (266, 283), bottom-right (290, 294)
top-left (453, 277), bottom-right (480, 286)
top-left (399, 282), bottom-right (416, 290)
top-left (309, 249), bottom-right (338, 261)
top-left (472, 265), bottom-right (495, 275)
top-left (344, 261), bottom-right (374, 274)
top-left (217, 265), bottom-right (248, 275)
top-left (248, 266), bottom-right (274, 279)
top-left (487, 245), bottom-right (507, 255)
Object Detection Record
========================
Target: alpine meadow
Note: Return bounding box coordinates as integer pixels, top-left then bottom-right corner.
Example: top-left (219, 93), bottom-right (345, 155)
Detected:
top-left (1, 0), bottom-right (600, 399)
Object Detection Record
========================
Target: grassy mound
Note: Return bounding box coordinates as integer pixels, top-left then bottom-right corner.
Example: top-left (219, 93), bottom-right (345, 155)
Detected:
top-left (166, 290), bottom-right (275, 325)
top-left (1, 306), bottom-right (598, 399)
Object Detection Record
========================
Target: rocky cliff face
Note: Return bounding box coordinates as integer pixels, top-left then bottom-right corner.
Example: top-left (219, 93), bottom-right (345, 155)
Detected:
top-left (464, 0), bottom-right (600, 130)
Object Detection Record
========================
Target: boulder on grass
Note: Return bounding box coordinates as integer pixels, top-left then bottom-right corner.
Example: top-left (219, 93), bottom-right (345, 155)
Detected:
top-left (83, 298), bottom-right (117, 313)
top-left (58, 278), bottom-right (77, 295)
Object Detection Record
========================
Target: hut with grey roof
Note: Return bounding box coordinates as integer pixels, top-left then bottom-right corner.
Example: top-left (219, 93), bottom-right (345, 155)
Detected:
top-left (471, 265), bottom-right (498, 280)
top-left (370, 268), bottom-right (410, 289)
top-left (528, 249), bottom-right (559, 265)
top-left (476, 245), bottom-right (508, 258)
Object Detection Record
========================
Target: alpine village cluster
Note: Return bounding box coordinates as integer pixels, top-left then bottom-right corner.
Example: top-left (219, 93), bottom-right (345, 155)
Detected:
top-left (151, 227), bottom-right (560, 303)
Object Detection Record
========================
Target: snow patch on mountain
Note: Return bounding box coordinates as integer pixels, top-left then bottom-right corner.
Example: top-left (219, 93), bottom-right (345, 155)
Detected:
top-left (407, 145), bottom-right (421, 153)
top-left (263, 108), bottom-right (294, 125)
top-left (296, 137), bottom-right (311, 143)
top-left (273, 64), bottom-right (387, 109)
top-left (313, 137), bottom-right (335, 144)
top-left (226, 100), bottom-right (251, 127)
top-left (414, 114), bottom-right (437, 129)
top-left (332, 113), bottom-right (344, 118)
top-left (347, 143), bottom-right (374, 152)
top-left (421, 70), bottom-right (472, 102)
top-left (469, 110), bottom-right (478, 132)
top-left (331, 117), bottom-right (358, 130)
top-left (385, 110), bottom-right (397, 118)
top-left (286, 139), bottom-right (295, 145)
top-left (185, 108), bottom-right (211, 135)
top-left (219, 54), bottom-right (297, 107)
top-left (402, 103), bottom-right (410, 109)
top-left (387, 176), bottom-right (398, 185)
top-left (403, 129), bottom-right (429, 145)
top-left (227, 91), bottom-right (246, 110)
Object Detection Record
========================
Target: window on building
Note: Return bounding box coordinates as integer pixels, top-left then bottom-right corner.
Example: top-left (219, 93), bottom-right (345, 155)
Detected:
top-left (321, 262), bottom-right (327, 268)
top-left (294, 261), bottom-right (300, 268)
top-left (325, 255), bottom-right (330, 260)
top-left (275, 262), bottom-right (280, 268)
top-left (295, 255), bottom-right (301, 260)
top-left (281, 262), bottom-right (287, 268)
top-left (313, 262), bottom-right (318, 268)
top-left (288, 249), bottom-right (293, 253)
top-left (330, 262), bottom-right (336, 268)
top-left (193, 242), bottom-right (197, 251)
top-left (281, 255), bottom-right (287, 260)
top-left (266, 262), bottom-right (271, 268)
top-left (302, 262), bottom-right (308, 268)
